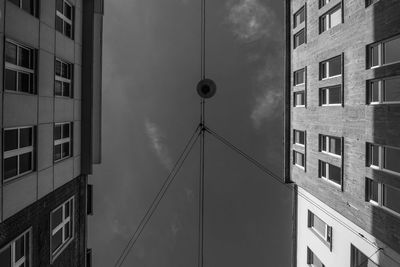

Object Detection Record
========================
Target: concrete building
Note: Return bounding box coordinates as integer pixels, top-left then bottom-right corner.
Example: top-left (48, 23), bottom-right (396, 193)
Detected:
top-left (0, 0), bottom-right (103, 266)
top-left (284, 0), bottom-right (400, 266)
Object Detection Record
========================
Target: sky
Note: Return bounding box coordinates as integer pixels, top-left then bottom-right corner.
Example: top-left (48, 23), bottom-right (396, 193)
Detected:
top-left (88, 0), bottom-right (293, 266)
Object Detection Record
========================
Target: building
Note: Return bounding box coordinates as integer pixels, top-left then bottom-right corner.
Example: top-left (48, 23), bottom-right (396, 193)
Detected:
top-left (284, 0), bottom-right (400, 266)
top-left (0, 0), bottom-right (103, 266)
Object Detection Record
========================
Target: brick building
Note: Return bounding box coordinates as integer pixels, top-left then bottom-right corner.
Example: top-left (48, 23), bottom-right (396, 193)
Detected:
top-left (0, 0), bottom-right (103, 266)
top-left (284, 0), bottom-right (400, 266)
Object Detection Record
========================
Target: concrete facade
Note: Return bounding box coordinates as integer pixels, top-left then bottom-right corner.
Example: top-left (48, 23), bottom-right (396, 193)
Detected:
top-left (0, 0), bottom-right (103, 266)
top-left (286, 0), bottom-right (400, 265)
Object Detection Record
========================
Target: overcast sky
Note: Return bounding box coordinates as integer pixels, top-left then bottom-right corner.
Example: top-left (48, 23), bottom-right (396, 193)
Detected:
top-left (89, 0), bottom-right (293, 266)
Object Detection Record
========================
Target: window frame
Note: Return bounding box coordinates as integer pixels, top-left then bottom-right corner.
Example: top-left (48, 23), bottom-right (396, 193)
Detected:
top-left (320, 85), bottom-right (342, 106)
top-left (366, 178), bottom-right (400, 217)
top-left (319, 0), bottom-right (331, 9)
top-left (3, 126), bottom-right (35, 182)
top-left (50, 196), bottom-right (75, 262)
top-left (367, 76), bottom-right (400, 105)
top-left (319, 160), bottom-right (342, 187)
top-left (8, 0), bottom-right (38, 16)
top-left (365, 0), bottom-right (380, 7)
top-left (54, 58), bottom-right (73, 98)
top-left (294, 91), bottom-right (305, 107)
top-left (56, 0), bottom-right (74, 39)
top-left (319, 3), bottom-right (343, 33)
top-left (307, 247), bottom-right (325, 267)
top-left (293, 6), bottom-right (305, 29)
top-left (308, 210), bottom-right (332, 249)
top-left (320, 55), bottom-right (342, 80)
top-left (367, 143), bottom-right (400, 175)
top-left (0, 228), bottom-right (32, 267)
top-left (5, 39), bottom-right (36, 94)
top-left (53, 122), bottom-right (72, 163)
top-left (294, 28), bottom-right (306, 49)
top-left (368, 35), bottom-right (400, 69)
top-left (294, 68), bottom-right (306, 86)
top-left (320, 134), bottom-right (342, 157)
top-left (294, 130), bottom-right (305, 146)
top-left (293, 150), bottom-right (305, 169)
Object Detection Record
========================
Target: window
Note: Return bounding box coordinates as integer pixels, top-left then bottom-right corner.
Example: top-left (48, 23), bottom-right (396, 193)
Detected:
top-left (319, 160), bottom-right (341, 186)
top-left (368, 76), bottom-right (400, 104)
top-left (3, 127), bottom-right (35, 181)
top-left (320, 56), bottom-right (342, 79)
top-left (294, 91), bottom-right (305, 107)
top-left (320, 85), bottom-right (342, 105)
top-left (367, 143), bottom-right (400, 174)
top-left (293, 6), bottom-right (305, 28)
top-left (294, 68), bottom-right (306, 86)
top-left (54, 123), bottom-right (72, 162)
top-left (55, 59), bottom-right (73, 97)
top-left (0, 229), bottom-right (31, 267)
top-left (293, 151), bottom-right (305, 168)
top-left (320, 4), bottom-right (342, 33)
top-left (308, 211), bottom-right (332, 247)
top-left (294, 29), bottom-right (306, 48)
top-left (86, 249), bottom-right (92, 267)
top-left (87, 184), bottom-right (93, 215)
top-left (8, 0), bottom-right (37, 16)
top-left (351, 244), bottom-right (379, 267)
top-left (307, 247), bottom-right (325, 267)
top-left (319, 0), bottom-right (331, 8)
top-left (294, 130), bottom-right (305, 146)
top-left (56, 0), bottom-right (74, 38)
top-left (366, 179), bottom-right (400, 216)
top-left (51, 197), bottom-right (74, 260)
top-left (369, 36), bottom-right (400, 68)
top-left (5, 40), bottom-right (36, 94)
top-left (320, 135), bottom-right (342, 156)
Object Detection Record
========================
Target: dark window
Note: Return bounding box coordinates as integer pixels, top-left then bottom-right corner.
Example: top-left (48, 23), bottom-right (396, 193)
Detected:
top-left (294, 29), bottom-right (305, 48)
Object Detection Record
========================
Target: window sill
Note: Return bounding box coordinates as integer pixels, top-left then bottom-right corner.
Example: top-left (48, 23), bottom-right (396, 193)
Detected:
top-left (320, 74), bottom-right (342, 81)
top-left (368, 101), bottom-right (400, 105)
top-left (4, 90), bottom-right (36, 96)
top-left (321, 104), bottom-right (342, 107)
top-left (369, 201), bottom-right (400, 219)
top-left (368, 60), bottom-right (400, 70)
top-left (321, 177), bottom-right (342, 189)
top-left (321, 151), bottom-right (342, 158)
top-left (294, 105), bottom-right (306, 108)
top-left (54, 156), bottom-right (72, 164)
top-left (294, 164), bottom-right (305, 170)
top-left (55, 95), bottom-right (74, 99)
top-left (51, 237), bottom-right (75, 264)
top-left (369, 166), bottom-right (400, 177)
top-left (3, 170), bottom-right (35, 185)
top-left (309, 227), bottom-right (332, 251)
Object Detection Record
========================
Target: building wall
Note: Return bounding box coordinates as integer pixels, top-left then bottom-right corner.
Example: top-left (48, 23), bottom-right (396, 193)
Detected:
top-left (0, 0), bottom-right (84, 222)
top-left (296, 186), bottom-right (400, 267)
top-left (0, 175), bottom-right (87, 267)
top-left (290, 0), bottom-right (400, 254)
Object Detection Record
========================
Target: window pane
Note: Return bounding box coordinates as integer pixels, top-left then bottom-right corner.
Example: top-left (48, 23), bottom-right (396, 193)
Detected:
top-left (18, 47), bottom-right (31, 69)
top-left (384, 185), bottom-right (400, 214)
top-left (62, 142), bottom-right (70, 158)
top-left (321, 89), bottom-right (327, 105)
top-left (330, 137), bottom-right (341, 155)
top-left (18, 72), bottom-right (30, 93)
top-left (52, 230), bottom-right (63, 253)
top-left (54, 125), bottom-right (62, 140)
top-left (63, 124), bottom-right (70, 138)
top-left (295, 69), bottom-right (305, 85)
top-left (370, 81), bottom-right (380, 103)
top-left (384, 37), bottom-right (400, 65)
top-left (56, 0), bottom-right (63, 12)
top-left (329, 164), bottom-right (341, 184)
top-left (15, 235), bottom-right (25, 262)
top-left (5, 69), bottom-right (17, 91)
top-left (295, 92), bottom-right (304, 106)
top-left (21, 0), bottom-right (33, 14)
top-left (351, 245), bottom-right (368, 267)
top-left (5, 42), bottom-right (17, 64)
top-left (0, 246), bottom-right (11, 267)
top-left (52, 208), bottom-right (63, 230)
top-left (330, 6), bottom-right (342, 28)
top-left (62, 63), bottom-right (69, 78)
top-left (54, 144), bottom-right (62, 161)
top-left (321, 62), bottom-right (327, 79)
top-left (19, 153), bottom-right (32, 174)
top-left (65, 221), bottom-right (71, 239)
top-left (312, 214), bottom-right (327, 238)
top-left (63, 82), bottom-right (70, 97)
top-left (65, 3), bottom-right (72, 19)
top-left (4, 129), bottom-right (18, 151)
top-left (371, 45), bottom-right (379, 67)
top-left (65, 201), bottom-right (70, 219)
top-left (384, 147), bottom-right (400, 173)
top-left (20, 128), bottom-right (33, 148)
top-left (369, 180), bottom-right (379, 202)
top-left (295, 30), bottom-right (305, 47)
top-left (25, 233), bottom-right (30, 267)
top-left (329, 56), bottom-right (341, 77)
top-left (55, 60), bottom-right (62, 76)
top-left (384, 77), bottom-right (400, 102)
top-left (371, 144), bottom-right (379, 166)
top-left (4, 156), bottom-right (18, 180)
top-left (320, 162), bottom-right (326, 177)
top-left (329, 86), bottom-right (341, 104)
top-left (55, 81), bottom-right (62, 96)
top-left (56, 16), bottom-right (64, 33)
top-left (295, 152), bottom-right (304, 167)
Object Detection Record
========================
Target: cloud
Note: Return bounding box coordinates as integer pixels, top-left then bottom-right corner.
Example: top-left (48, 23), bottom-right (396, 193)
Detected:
top-left (226, 0), bottom-right (276, 42)
top-left (250, 90), bottom-right (282, 129)
top-left (145, 120), bottom-right (173, 171)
